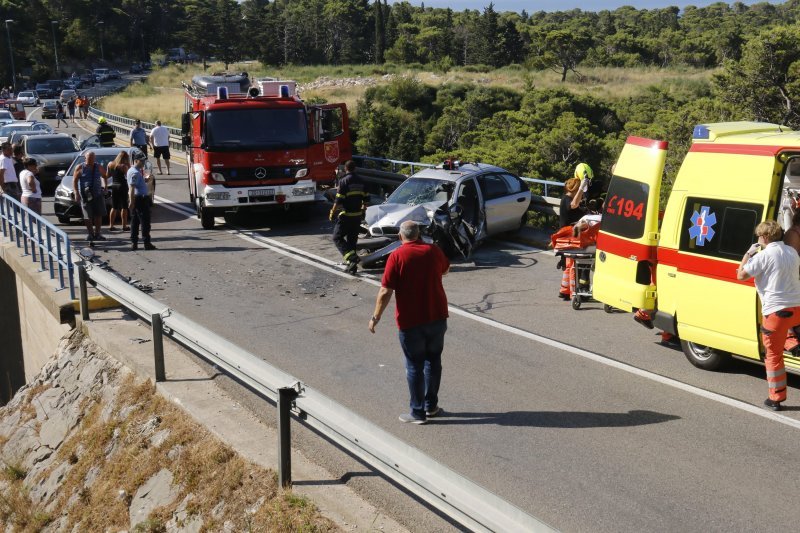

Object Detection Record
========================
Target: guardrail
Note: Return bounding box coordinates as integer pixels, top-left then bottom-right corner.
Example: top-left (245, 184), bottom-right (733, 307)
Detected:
top-left (75, 261), bottom-right (553, 532)
top-left (87, 107), bottom-right (185, 152)
top-left (0, 195), bottom-right (75, 299)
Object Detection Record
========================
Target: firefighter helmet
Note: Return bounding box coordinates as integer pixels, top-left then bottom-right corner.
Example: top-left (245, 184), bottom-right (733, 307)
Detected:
top-left (575, 163), bottom-right (593, 181)
top-left (98, 117), bottom-right (107, 124)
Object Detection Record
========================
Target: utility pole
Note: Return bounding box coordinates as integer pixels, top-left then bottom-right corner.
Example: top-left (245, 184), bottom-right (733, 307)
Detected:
top-left (4, 20), bottom-right (15, 91)
top-left (98, 21), bottom-right (105, 61)
top-left (51, 21), bottom-right (60, 77)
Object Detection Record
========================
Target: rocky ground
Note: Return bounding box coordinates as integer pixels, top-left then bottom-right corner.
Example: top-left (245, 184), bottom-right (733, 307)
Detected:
top-left (0, 330), bottom-right (338, 532)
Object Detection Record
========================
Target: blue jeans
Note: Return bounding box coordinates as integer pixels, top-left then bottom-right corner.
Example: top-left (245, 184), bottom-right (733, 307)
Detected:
top-left (398, 319), bottom-right (447, 420)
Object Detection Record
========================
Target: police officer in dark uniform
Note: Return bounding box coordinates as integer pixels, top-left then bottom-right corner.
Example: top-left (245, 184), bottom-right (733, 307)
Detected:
top-left (330, 160), bottom-right (367, 274)
top-left (96, 117), bottom-right (116, 147)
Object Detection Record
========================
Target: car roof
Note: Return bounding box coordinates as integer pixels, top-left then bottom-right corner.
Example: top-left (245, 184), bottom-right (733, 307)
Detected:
top-left (25, 133), bottom-right (73, 140)
top-left (410, 163), bottom-right (508, 182)
top-left (78, 146), bottom-right (139, 156)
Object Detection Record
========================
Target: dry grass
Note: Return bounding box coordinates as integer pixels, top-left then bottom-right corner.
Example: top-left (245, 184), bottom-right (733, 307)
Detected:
top-left (44, 375), bottom-right (337, 532)
top-left (0, 459), bottom-right (52, 531)
top-left (100, 61), bottom-right (716, 129)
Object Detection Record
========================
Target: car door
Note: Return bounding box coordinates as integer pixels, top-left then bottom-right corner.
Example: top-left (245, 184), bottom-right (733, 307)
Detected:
top-left (476, 173), bottom-right (528, 234)
top-left (593, 136), bottom-right (668, 312)
top-left (454, 176), bottom-right (485, 245)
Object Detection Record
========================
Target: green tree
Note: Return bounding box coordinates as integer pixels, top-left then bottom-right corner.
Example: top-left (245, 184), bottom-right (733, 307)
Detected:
top-left (527, 25), bottom-right (592, 82)
top-left (714, 27), bottom-right (800, 126)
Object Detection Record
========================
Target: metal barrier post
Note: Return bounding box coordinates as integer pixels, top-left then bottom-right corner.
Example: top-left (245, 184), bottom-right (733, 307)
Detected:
top-left (78, 264), bottom-right (89, 320)
top-left (278, 386), bottom-right (299, 487)
top-left (152, 313), bottom-right (166, 382)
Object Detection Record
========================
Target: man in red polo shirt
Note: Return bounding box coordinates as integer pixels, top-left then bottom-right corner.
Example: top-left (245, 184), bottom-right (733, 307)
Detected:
top-left (369, 220), bottom-right (450, 425)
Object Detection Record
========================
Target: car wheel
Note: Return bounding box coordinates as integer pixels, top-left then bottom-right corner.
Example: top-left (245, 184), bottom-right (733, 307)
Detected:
top-left (680, 339), bottom-right (730, 370)
top-left (200, 201), bottom-right (215, 229)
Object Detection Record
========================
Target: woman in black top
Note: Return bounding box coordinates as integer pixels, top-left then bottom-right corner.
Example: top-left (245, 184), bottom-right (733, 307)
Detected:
top-left (107, 151), bottom-right (131, 231)
top-left (559, 177), bottom-right (585, 228)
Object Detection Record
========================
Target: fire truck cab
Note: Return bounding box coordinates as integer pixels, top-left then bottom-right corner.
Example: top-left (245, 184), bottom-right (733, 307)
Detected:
top-left (594, 122), bottom-right (800, 373)
top-left (182, 75), bottom-right (352, 229)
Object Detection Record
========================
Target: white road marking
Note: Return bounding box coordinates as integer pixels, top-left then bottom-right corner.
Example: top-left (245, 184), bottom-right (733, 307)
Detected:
top-left (152, 195), bottom-right (800, 430)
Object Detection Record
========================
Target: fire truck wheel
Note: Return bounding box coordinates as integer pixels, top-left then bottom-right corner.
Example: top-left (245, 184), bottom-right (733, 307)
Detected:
top-left (680, 339), bottom-right (730, 371)
top-left (200, 202), bottom-right (215, 230)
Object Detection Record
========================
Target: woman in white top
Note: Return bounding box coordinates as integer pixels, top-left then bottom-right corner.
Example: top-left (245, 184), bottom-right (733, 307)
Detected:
top-left (19, 157), bottom-right (42, 214)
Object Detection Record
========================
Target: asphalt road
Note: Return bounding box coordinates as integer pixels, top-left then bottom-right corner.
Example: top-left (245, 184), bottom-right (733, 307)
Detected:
top-left (29, 115), bottom-right (800, 532)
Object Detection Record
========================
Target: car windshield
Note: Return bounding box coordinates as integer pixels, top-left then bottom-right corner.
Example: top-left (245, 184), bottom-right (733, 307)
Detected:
top-left (386, 177), bottom-right (451, 206)
top-left (18, 92), bottom-right (32, 98)
top-left (27, 137), bottom-right (79, 154)
top-left (0, 111), bottom-right (12, 120)
top-left (205, 108), bottom-right (308, 151)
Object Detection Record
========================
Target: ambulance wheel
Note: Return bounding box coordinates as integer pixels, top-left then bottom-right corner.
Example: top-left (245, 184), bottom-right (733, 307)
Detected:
top-left (571, 295), bottom-right (581, 310)
top-left (604, 304), bottom-right (614, 313)
top-left (680, 340), bottom-right (730, 370)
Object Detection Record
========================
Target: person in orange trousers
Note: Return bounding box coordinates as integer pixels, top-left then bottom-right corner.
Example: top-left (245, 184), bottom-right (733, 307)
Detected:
top-left (737, 220), bottom-right (800, 411)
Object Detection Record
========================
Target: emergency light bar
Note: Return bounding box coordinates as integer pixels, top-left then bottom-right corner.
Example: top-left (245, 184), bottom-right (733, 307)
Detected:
top-left (258, 79), bottom-right (297, 98)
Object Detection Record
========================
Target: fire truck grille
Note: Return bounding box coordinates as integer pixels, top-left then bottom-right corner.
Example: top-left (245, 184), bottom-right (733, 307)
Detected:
top-left (220, 166), bottom-right (304, 182)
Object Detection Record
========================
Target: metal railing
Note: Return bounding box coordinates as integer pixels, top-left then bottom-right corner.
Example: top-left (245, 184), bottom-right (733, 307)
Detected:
top-left (0, 195), bottom-right (75, 299)
top-left (76, 260), bottom-right (553, 532)
top-left (87, 107), bottom-right (184, 152)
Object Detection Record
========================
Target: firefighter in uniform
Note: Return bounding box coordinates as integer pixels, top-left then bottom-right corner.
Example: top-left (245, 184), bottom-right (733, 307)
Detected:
top-left (96, 117), bottom-right (116, 147)
top-left (330, 160), bottom-right (367, 274)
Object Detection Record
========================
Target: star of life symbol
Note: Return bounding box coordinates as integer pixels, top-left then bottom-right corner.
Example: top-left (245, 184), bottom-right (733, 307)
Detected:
top-left (688, 206), bottom-right (716, 246)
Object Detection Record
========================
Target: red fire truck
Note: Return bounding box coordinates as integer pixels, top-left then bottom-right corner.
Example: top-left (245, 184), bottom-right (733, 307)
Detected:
top-left (181, 74), bottom-right (352, 229)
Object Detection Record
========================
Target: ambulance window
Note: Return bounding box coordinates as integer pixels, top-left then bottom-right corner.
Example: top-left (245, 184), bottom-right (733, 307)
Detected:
top-left (602, 176), bottom-right (649, 239)
top-left (679, 197), bottom-right (762, 260)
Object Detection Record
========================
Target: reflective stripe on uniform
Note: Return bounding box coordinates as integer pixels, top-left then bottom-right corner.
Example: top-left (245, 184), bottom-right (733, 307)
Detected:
top-left (769, 379), bottom-right (787, 389)
top-left (341, 211), bottom-right (363, 217)
top-left (343, 250), bottom-right (357, 261)
top-left (346, 191), bottom-right (367, 197)
top-left (767, 369), bottom-right (785, 377)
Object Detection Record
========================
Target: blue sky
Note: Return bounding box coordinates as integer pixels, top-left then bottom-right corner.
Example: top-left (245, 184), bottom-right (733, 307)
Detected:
top-left (398, 0), bottom-right (784, 12)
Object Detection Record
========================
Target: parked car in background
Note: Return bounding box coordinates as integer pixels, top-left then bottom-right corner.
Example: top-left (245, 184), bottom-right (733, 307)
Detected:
top-left (0, 122), bottom-right (52, 143)
top-left (0, 110), bottom-right (14, 126)
top-left (16, 91), bottom-right (39, 106)
top-left (54, 145), bottom-right (151, 223)
top-left (93, 69), bottom-right (109, 82)
top-left (35, 83), bottom-right (54, 99)
top-left (63, 78), bottom-right (82, 90)
top-left (108, 69), bottom-right (121, 80)
top-left (46, 79), bottom-right (64, 93)
top-left (80, 71), bottom-right (96, 84)
top-left (20, 134), bottom-right (81, 187)
top-left (59, 89), bottom-right (77, 103)
top-left (41, 100), bottom-right (58, 119)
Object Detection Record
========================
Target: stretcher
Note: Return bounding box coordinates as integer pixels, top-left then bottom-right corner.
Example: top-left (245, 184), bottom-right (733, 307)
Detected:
top-left (555, 246), bottom-right (596, 310)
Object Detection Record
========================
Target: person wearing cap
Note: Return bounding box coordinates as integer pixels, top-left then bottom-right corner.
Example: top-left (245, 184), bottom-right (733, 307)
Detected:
top-left (127, 153), bottom-right (155, 251)
top-left (19, 158), bottom-right (42, 214)
top-left (130, 119), bottom-right (148, 156)
top-left (96, 117), bottom-right (116, 147)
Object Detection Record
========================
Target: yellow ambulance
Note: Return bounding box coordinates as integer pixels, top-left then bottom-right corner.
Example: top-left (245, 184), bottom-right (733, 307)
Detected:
top-left (594, 122), bottom-right (800, 372)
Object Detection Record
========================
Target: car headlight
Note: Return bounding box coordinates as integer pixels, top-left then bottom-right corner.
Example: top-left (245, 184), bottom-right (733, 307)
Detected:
top-left (211, 172), bottom-right (225, 183)
top-left (206, 192), bottom-right (230, 200)
top-left (292, 186), bottom-right (314, 196)
top-left (55, 187), bottom-right (71, 199)
top-left (372, 227), bottom-right (384, 236)
top-left (295, 168), bottom-right (308, 178)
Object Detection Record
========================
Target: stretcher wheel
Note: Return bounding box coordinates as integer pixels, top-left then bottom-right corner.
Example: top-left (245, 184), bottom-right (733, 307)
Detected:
top-left (604, 304), bottom-right (614, 313)
top-left (571, 295), bottom-right (581, 310)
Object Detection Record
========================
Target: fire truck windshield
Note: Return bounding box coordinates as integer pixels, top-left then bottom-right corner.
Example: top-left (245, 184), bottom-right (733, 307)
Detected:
top-left (205, 108), bottom-right (308, 151)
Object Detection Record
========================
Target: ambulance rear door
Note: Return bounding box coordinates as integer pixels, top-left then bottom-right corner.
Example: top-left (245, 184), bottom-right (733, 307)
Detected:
top-left (594, 136), bottom-right (667, 312)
